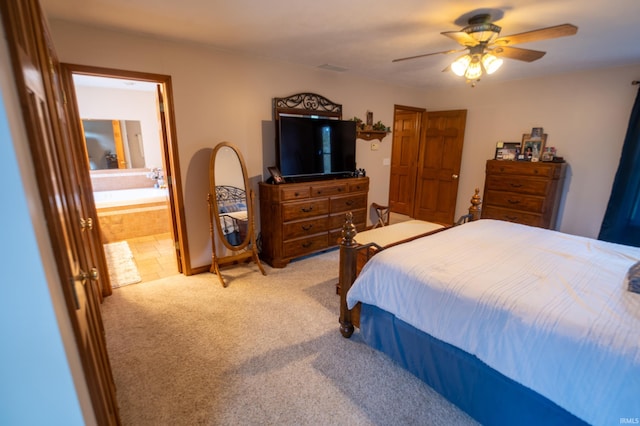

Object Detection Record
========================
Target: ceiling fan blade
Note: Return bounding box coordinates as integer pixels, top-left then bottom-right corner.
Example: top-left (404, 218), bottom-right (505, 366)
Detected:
top-left (493, 46), bottom-right (546, 62)
top-left (494, 24), bottom-right (578, 46)
top-left (392, 49), bottom-right (460, 63)
top-left (441, 31), bottom-right (480, 47)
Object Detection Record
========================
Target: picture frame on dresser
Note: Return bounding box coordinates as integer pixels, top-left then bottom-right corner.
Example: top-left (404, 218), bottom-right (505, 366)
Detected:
top-left (521, 133), bottom-right (547, 161)
top-left (494, 142), bottom-right (521, 160)
top-left (267, 166), bottom-right (284, 184)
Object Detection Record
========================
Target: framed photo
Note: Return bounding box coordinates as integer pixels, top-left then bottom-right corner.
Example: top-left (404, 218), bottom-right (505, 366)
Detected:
top-left (494, 141), bottom-right (521, 160)
top-left (521, 133), bottom-right (547, 161)
top-left (366, 111), bottom-right (373, 126)
top-left (267, 166), bottom-right (285, 184)
top-left (530, 127), bottom-right (544, 139)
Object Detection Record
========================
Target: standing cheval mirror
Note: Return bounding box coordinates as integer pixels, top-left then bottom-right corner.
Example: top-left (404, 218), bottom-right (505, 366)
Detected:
top-left (208, 142), bottom-right (265, 287)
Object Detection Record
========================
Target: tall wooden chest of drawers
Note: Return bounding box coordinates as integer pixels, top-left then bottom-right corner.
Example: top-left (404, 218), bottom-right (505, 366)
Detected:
top-left (259, 177), bottom-right (369, 267)
top-left (481, 160), bottom-right (566, 229)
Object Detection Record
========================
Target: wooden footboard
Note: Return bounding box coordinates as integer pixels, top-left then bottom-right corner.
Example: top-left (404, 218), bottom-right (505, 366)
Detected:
top-left (339, 189), bottom-right (482, 338)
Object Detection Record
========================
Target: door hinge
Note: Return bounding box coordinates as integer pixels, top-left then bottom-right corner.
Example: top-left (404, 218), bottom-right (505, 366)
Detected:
top-left (80, 217), bottom-right (93, 231)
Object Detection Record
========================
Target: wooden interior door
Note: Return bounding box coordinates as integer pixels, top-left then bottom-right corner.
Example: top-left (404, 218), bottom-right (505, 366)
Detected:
top-left (1, 0), bottom-right (120, 423)
top-left (413, 110), bottom-right (467, 224)
top-left (388, 106), bottom-right (423, 215)
top-left (156, 84), bottom-right (183, 272)
top-left (60, 67), bottom-right (114, 299)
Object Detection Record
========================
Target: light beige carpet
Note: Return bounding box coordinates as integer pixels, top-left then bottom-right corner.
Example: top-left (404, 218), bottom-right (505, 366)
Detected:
top-left (100, 250), bottom-right (478, 425)
top-left (103, 241), bottom-right (141, 288)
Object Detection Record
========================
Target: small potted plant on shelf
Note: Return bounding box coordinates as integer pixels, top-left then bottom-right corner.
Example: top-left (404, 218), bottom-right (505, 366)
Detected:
top-left (351, 116), bottom-right (365, 130)
top-left (372, 120), bottom-right (391, 132)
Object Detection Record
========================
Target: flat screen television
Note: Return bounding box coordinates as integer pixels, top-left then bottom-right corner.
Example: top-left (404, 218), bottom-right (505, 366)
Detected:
top-left (277, 115), bottom-right (356, 180)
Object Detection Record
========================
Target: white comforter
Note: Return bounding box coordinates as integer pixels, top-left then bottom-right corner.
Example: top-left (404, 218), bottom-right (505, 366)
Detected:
top-left (347, 219), bottom-right (640, 425)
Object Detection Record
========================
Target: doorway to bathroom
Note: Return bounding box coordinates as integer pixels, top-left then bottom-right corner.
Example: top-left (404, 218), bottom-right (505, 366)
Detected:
top-left (62, 64), bottom-right (188, 286)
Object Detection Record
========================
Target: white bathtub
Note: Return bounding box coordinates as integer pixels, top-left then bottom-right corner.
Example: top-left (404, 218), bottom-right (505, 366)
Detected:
top-left (93, 187), bottom-right (169, 209)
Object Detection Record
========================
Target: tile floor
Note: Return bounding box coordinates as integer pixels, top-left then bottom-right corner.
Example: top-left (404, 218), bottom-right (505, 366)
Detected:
top-left (125, 233), bottom-right (180, 283)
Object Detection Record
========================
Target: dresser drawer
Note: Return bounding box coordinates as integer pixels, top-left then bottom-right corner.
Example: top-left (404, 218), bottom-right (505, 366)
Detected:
top-left (283, 234), bottom-right (328, 258)
top-left (349, 179), bottom-right (369, 193)
top-left (484, 190), bottom-right (546, 213)
top-left (486, 161), bottom-right (559, 179)
top-left (485, 175), bottom-right (551, 196)
top-left (282, 199), bottom-right (329, 221)
top-left (280, 185), bottom-right (310, 201)
top-left (282, 217), bottom-right (329, 239)
top-left (330, 194), bottom-right (367, 213)
top-left (310, 182), bottom-right (348, 197)
top-left (482, 206), bottom-right (544, 228)
top-left (329, 209), bottom-right (366, 230)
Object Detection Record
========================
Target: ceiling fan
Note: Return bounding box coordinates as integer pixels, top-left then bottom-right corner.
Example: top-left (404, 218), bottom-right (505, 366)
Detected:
top-left (394, 14), bottom-right (578, 85)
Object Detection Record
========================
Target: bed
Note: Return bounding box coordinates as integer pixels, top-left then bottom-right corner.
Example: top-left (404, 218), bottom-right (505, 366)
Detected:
top-left (215, 185), bottom-right (248, 245)
top-left (338, 212), bottom-right (640, 425)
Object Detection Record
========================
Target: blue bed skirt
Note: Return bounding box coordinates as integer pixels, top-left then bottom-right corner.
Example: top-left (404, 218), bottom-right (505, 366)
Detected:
top-left (359, 303), bottom-right (587, 426)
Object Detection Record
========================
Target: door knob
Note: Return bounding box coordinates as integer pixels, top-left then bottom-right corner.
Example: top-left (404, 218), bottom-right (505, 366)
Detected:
top-left (452, 174), bottom-right (459, 179)
top-left (74, 267), bottom-right (99, 283)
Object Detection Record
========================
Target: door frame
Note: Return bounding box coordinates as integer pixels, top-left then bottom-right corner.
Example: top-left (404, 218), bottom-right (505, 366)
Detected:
top-left (61, 63), bottom-right (190, 275)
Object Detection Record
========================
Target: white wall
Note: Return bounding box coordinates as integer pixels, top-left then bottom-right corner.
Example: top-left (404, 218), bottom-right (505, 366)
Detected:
top-left (0, 20), bottom-right (93, 424)
top-left (48, 19), bottom-right (640, 269)
top-left (75, 85), bottom-right (163, 168)
top-left (424, 65), bottom-right (640, 238)
top-left (49, 20), bottom-right (428, 269)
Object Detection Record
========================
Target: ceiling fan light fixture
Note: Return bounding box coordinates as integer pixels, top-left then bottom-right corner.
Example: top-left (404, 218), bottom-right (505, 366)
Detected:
top-left (464, 56), bottom-right (482, 80)
top-left (482, 53), bottom-right (503, 74)
top-left (463, 21), bottom-right (501, 43)
top-left (451, 54), bottom-right (471, 76)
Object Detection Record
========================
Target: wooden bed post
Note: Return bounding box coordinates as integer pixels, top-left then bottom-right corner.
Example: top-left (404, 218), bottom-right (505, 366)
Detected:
top-left (469, 188), bottom-right (482, 221)
top-left (338, 212), bottom-right (358, 338)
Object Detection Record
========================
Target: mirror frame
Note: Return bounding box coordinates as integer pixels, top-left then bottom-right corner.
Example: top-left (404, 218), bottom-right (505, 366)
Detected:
top-left (208, 141), bottom-right (265, 287)
top-left (210, 141), bottom-right (252, 251)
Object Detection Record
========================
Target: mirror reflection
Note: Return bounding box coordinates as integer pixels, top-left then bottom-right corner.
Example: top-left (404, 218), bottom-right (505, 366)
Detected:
top-left (83, 119), bottom-right (145, 170)
top-left (214, 146), bottom-right (248, 247)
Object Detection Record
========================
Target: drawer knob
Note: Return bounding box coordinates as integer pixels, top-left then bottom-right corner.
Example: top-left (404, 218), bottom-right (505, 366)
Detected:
top-left (302, 224), bottom-right (313, 231)
top-left (301, 206), bottom-right (313, 213)
top-left (338, 188), bottom-right (343, 192)
top-left (505, 215), bottom-right (519, 221)
top-left (507, 199), bottom-right (521, 204)
top-left (509, 183), bottom-right (523, 188)
top-left (316, 190), bottom-right (323, 195)
top-left (294, 192), bottom-right (300, 196)
top-left (302, 241), bottom-right (312, 248)
top-left (346, 200), bottom-right (354, 206)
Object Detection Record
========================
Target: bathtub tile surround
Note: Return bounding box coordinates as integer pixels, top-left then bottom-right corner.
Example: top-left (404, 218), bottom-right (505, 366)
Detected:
top-left (98, 201), bottom-right (170, 243)
top-left (90, 168), bottom-right (158, 191)
top-left (91, 168), bottom-right (171, 244)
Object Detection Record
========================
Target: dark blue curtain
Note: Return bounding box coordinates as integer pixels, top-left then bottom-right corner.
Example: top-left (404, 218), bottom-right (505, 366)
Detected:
top-left (598, 86), bottom-right (640, 247)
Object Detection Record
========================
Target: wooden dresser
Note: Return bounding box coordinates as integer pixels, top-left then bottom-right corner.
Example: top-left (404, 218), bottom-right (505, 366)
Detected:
top-left (259, 177), bottom-right (369, 267)
top-left (481, 160), bottom-right (566, 229)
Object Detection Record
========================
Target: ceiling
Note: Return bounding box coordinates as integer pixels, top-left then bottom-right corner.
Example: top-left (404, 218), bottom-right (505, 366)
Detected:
top-left (42, 0), bottom-right (640, 89)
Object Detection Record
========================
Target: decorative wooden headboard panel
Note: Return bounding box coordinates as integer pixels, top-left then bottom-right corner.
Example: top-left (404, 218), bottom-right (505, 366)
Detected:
top-left (273, 92), bottom-right (342, 119)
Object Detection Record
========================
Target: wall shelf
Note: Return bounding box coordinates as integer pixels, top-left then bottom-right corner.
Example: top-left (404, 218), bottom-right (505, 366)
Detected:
top-left (356, 130), bottom-right (389, 142)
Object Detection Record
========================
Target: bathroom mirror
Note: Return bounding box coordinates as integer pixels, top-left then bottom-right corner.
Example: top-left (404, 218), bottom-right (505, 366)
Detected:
top-left (82, 119), bottom-right (145, 169)
top-left (209, 142), bottom-right (265, 287)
